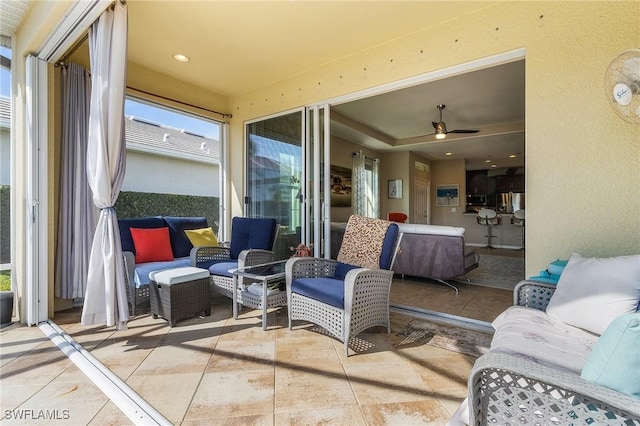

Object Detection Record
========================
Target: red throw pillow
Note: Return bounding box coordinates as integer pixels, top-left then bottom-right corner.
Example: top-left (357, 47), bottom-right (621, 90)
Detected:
top-left (130, 227), bottom-right (174, 264)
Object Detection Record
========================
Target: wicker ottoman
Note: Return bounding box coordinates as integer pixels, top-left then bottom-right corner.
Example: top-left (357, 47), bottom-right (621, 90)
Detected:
top-left (149, 267), bottom-right (211, 327)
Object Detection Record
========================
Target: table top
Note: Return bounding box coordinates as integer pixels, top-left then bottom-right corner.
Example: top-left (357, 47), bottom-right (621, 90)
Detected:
top-left (232, 260), bottom-right (287, 280)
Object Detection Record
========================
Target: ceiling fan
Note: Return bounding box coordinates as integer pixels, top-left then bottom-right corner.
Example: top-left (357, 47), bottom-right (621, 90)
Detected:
top-left (427, 104), bottom-right (479, 139)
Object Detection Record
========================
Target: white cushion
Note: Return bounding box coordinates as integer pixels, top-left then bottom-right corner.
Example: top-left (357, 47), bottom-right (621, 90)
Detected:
top-left (396, 223), bottom-right (465, 237)
top-left (149, 266), bottom-right (209, 285)
top-left (546, 253), bottom-right (640, 335)
top-left (490, 305), bottom-right (598, 374)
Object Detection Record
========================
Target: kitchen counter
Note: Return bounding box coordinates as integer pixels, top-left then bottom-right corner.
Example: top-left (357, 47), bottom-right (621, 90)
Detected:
top-left (463, 212), bottom-right (524, 249)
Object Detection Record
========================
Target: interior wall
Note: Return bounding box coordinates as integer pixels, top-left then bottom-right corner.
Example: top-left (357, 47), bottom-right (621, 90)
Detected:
top-left (430, 159), bottom-right (466, 228)
top-left (379, 151), bottom-right (410, 219)
top-left (228, 1), bottom-right (640, 277)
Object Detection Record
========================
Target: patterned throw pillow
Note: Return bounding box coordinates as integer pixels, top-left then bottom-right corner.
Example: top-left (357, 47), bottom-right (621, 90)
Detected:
top-left (337, 215), bottom-right (390, 269)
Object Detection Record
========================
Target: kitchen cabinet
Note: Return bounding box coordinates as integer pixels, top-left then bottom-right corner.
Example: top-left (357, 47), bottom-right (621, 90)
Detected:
top-left (496, 174), bottom-right (524, 193)
top-left (466, 171), bottom-right (488, 194)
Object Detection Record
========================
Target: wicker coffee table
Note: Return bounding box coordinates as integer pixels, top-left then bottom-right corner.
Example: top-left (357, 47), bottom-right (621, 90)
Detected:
top-left (149, 267), bottom-right (211, 327)
top-left (232, 260), bottom-right (287, 330)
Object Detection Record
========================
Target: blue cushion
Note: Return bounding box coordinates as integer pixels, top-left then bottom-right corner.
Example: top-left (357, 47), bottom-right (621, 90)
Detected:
top-left (196, 258), bottom-right (231, 270)
top-left (379, 223), bottom-right (399, 269)
top-left (118, 216), bottom-right (165, 254)
top-left (229, 217), bottom-right (277, 259)
top-left (334, 262), bottom-right (359, 279)
top-left (163, 216), bottom-right (209, 258)
top-left (133, 257), bottom-right (191, 288)
top-left (291, 277), bottom-right (345, 308)
top-left (547, 259), bottom-right (568, 276)
top-left (580, 312), bottom-right (640, 398)
top-left (209, 261), bottom-right (239, 278)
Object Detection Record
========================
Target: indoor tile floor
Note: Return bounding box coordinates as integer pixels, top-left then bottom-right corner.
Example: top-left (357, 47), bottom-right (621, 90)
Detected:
top-left (1, 269), bottom-right (515, 425)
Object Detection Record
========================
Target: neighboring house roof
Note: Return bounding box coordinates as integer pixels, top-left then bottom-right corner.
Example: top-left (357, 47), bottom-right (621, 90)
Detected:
top-left (125, 115), bottom-right (220, 164)
top-left (0, 96), bottom-right (10, 129)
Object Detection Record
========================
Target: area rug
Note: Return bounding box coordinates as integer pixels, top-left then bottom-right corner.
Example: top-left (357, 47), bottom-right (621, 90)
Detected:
top-left (462, 254), bottom-right (524, 290)
top-left (395, 318), bottom-right (493, 358)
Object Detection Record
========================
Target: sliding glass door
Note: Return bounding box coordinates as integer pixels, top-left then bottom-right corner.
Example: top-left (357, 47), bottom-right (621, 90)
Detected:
top-left (245, 105), bottom-right (331, 259)
top-left (246, 110), bottom-right (304, 259)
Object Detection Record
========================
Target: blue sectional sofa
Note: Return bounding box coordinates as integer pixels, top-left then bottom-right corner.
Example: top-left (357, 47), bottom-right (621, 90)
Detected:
top-left (118, 216), bottom-right (210, 314)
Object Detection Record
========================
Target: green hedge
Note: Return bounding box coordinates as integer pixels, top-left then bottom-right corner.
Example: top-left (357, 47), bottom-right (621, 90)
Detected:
top-left (0, 186), bottom-right (9, 264)
top-left (114, 191), bottom-right (219, 232)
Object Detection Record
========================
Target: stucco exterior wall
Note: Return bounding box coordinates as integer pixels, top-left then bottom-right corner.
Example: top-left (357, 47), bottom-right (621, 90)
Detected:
top-left (123, 151), bottom-right (219, 197)
top-left (228, 1), bottom-right (640, 276)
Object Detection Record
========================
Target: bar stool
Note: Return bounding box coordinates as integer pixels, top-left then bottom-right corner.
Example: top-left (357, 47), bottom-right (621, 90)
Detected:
top-left (477, 208), bottom-right (500, 248)
top-left (511, 209), bottom-right (525, 249)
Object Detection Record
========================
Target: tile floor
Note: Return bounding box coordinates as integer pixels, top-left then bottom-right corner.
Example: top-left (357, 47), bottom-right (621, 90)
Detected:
top-left (1, 265), bottom-right (515, 425)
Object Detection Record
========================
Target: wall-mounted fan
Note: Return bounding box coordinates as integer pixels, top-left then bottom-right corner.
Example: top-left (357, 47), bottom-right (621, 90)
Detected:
top-left (428, 104), bottom-right (478, 139)
top-left (605, 48), bottom-right (640, 125)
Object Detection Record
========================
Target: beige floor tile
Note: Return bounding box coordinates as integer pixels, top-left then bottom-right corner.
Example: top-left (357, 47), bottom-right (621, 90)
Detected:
top-left (275, 406), bottom-right (366, 425)
top-left (126, 372), bottom-right (203, 424)
top-left (133, 342), bottom-right (212, 375)
top-left (0, 340), bottom-right (73, 386)
top-left (360, 400), bottom-right (450, 425)
top-left (0, 325), bottom-right (50, 367)
top-left (344, 362), bottom-right (433, 405)
top-left (182, 413), bottom-right (274, 426)
top-left (5, 378), bottom-right (109, 425)
top-left (275, 362), bottom-right (356, 412)
top-left (206, 339), bottom-right (275, 372)
top-left (88, 400), bottom-right (134, 425)
top-left (184, 370), bottom-right (275, 420)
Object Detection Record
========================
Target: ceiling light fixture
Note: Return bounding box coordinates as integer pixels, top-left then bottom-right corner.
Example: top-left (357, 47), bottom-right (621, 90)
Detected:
top-left (509, 154), bottom-right (517, 158)
top-left (445, 152), bottom-right (452, 156)
top-left (434, 123), bottom-right (447, 139)
top-left (173, 53), bottom-right (190, 63)
top-left (485, 159), bottom-right (492, 163)
top-left (491, 164), bottom-right (497, 168)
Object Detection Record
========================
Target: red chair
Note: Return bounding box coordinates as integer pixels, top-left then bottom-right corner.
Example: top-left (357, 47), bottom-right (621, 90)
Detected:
top-left (387, 212), bottom-right (408, 223)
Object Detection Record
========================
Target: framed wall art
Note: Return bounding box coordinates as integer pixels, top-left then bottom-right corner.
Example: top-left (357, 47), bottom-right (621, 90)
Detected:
top-left (436, 184), bottom-right (459, 206)
top-left (388, 179), bottom-right (402, 199)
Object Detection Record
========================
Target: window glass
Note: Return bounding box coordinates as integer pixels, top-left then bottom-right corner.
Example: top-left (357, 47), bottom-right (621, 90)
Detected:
top-left (115, 97), bottom-right (222, 234)
top-left (0, 44), bottom-right (12, 289)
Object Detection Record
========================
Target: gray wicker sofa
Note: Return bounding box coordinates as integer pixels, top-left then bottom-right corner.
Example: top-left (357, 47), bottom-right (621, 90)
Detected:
top-left (449, 277), bottom-right (640, 425)
top-left (118, 216), bottom-right (211, 314)
top-left (330, 222), bottom-right (478, 290)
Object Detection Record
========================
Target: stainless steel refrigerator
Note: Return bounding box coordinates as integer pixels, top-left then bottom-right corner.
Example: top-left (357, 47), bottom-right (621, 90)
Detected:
top-left (497, 192), bottom-right (525, 214)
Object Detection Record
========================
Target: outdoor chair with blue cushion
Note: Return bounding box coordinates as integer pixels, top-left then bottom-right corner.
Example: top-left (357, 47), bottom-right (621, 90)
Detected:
top-left (285, 214), bottom-right (401, 356)
top-left (191, 217), bottom-right (279, 300)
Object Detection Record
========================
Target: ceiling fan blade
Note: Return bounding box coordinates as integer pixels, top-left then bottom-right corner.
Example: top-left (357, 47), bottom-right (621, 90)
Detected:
top-left (448, 129), bottom-right (479, 133)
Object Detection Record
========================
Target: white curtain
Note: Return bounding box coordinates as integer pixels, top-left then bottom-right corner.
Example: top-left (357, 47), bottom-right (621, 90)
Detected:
top-left (81, 2), bottom-right (129, 329)
top-left (352, 151), bottom-right (380, 218)
top-left (55, 63), bottom-right (98, 299)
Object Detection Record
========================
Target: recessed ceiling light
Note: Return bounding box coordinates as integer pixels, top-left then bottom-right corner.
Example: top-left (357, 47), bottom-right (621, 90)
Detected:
top-left (173, 54), bottom-right (190, 63)
top-left (445, 152), bottom-right (452, 156)
top-left (509, 154), bottom-right (517, 158)
top-left (491, 164), bottom-right (497, 168)
top-left (485, 159), bottom-right (492, 163)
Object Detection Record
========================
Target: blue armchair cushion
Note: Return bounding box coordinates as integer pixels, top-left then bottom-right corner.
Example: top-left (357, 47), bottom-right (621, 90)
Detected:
top-left (133, 256), bottom-right (191, 288)
top-left (209, 261), bottom-right (239, 278)
top-left (380, 223), bottom-right (399, 270)
top-left (229, 217), bottom-right (277, 259)
top-left (291, 277), bottom-right (344, 309)
top-left (334, 262), bottom-right (360, 279)
top-left (164, 216), bottom-right (209, 258)
top-left (118, 216), bottom-right (165, 254)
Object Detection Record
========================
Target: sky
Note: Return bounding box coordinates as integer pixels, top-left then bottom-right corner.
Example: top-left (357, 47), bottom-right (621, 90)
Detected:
top-left (1, 47), bottom-right (11, 97)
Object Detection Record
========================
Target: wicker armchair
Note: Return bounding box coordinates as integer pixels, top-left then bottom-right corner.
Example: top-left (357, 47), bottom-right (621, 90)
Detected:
top-left (191, 217), bottom-right (279, 299)
top-left (467, 280), bottom-right (640, 425)
top-left (286, 215), bottom-right (400, 356)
